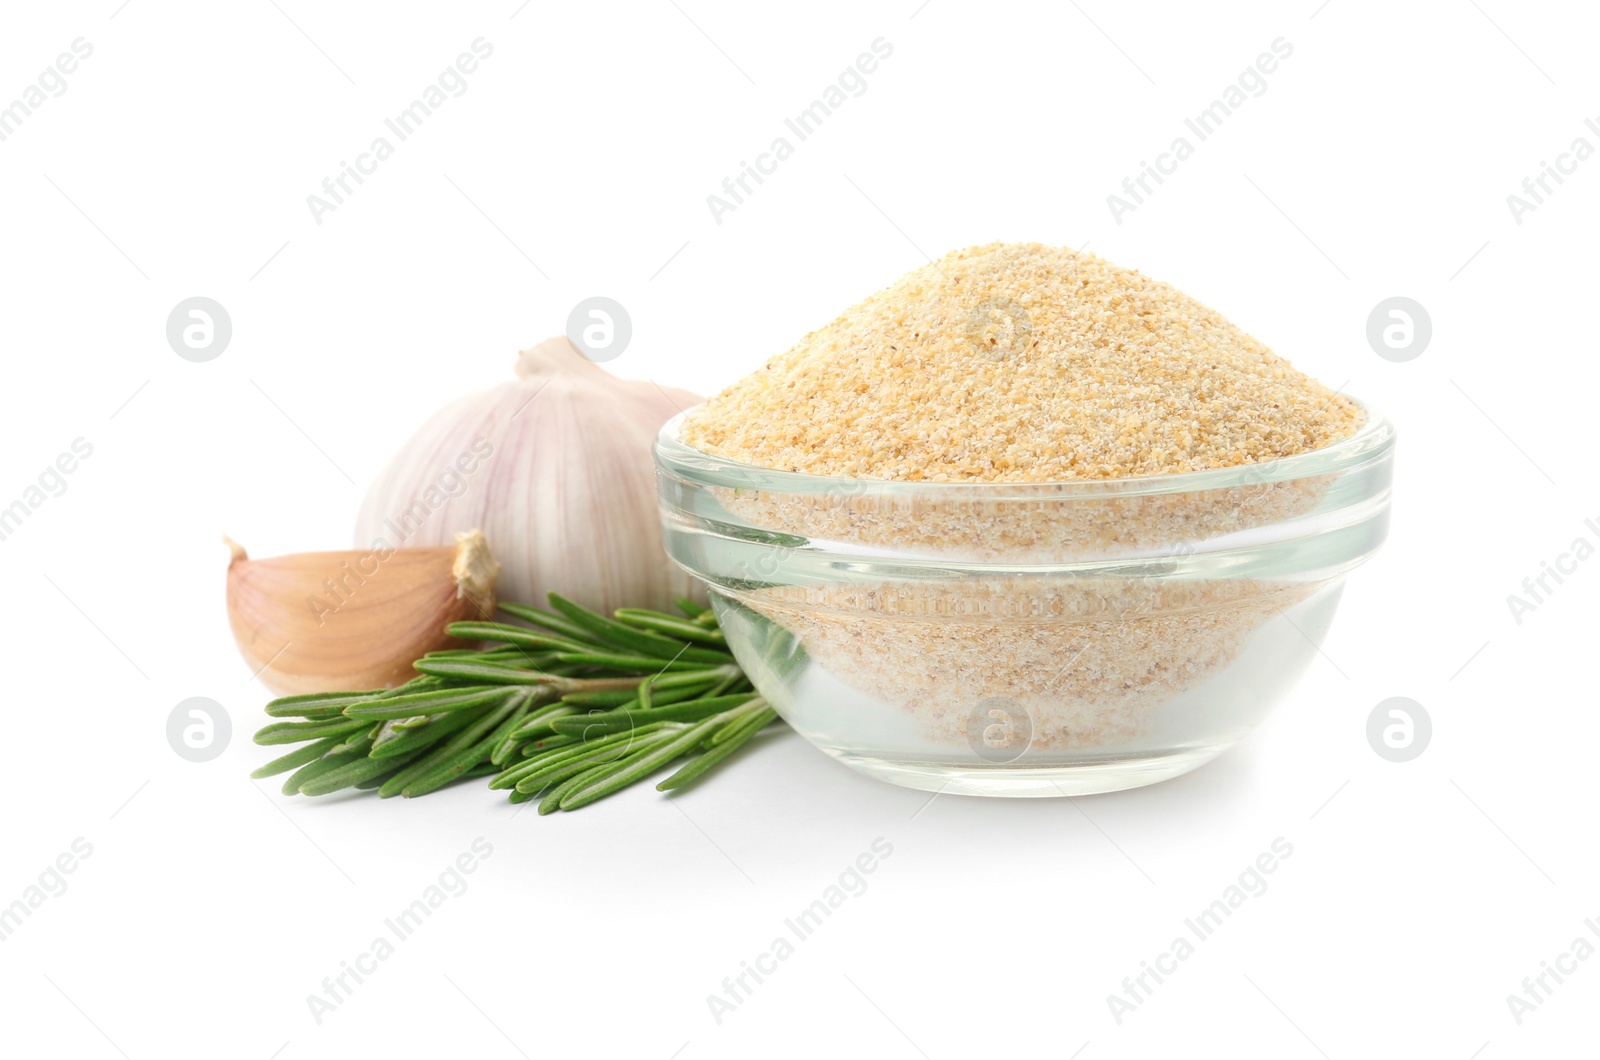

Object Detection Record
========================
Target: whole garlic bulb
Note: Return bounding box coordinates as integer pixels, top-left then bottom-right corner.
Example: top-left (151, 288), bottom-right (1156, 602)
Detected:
top-left (354, 337), bottom-right (702, 616)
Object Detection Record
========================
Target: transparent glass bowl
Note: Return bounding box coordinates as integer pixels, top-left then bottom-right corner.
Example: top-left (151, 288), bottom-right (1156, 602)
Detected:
top-left (655, 404), bottom-right (1394, 797)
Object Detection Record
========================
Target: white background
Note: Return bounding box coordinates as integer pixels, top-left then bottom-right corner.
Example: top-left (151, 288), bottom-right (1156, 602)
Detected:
top-left (1, 1), bottom-right (1594, 1057)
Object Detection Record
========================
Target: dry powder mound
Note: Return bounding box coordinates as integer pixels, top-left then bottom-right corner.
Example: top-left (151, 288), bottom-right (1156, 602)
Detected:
top-left (746, 577), bottom-right (1318, 750)
top-left (683, 242), bottom-right (1363, 483)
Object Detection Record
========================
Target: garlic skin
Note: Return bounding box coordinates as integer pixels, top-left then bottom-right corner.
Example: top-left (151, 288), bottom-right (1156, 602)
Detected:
top-left (353, 337), bottom-right (701, 616)
top-left (226, 530), bottom-right (500, 695)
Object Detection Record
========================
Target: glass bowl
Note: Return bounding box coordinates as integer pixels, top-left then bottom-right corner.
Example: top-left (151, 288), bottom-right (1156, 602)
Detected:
top-left (654, 403), bottom-right (1394, 797)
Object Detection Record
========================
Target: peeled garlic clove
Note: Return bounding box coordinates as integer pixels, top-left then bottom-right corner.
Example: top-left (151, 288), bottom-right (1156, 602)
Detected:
top-left (226, 529), bottom-right (500, 696)
top-left (353, 336), bottom-right (703, 617)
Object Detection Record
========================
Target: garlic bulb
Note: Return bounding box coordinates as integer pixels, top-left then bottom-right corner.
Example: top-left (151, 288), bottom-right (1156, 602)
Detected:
top-left (353, 336), bottom-right (701, 616)
top-left (227, 530), bottom-right (500, 695)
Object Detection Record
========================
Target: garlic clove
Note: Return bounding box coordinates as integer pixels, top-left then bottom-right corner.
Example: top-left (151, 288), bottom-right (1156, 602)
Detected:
top-left (226, 529), bottom-right (500, 696)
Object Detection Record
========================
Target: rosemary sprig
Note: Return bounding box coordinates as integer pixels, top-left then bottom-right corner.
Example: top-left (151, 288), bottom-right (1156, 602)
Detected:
top-left (250, 595), bottom-right (780, 812)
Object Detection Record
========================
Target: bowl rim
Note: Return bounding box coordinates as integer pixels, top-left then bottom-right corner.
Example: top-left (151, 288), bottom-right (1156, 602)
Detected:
top-left (656, 397), bottom-right (1395, 500)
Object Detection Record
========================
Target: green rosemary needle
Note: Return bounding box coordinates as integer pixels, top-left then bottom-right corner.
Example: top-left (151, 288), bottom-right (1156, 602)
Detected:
top-left (250, 595), bottom-right (782, 811)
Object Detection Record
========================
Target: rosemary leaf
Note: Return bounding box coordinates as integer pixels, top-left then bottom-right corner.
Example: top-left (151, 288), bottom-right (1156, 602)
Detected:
top-left (613, 609), bottom-right (728, 645)
top-left (710, 700), bottom-right (777, 746)
top-left (299, 744), bottom-right (431, 797)
top-left (551, 651), bottom-right (707, 672)
top-left (496, 602), bottom-right (615, 648)
top-left (549, 694), bottom-right (758, 738)
top-left (487, 690), bottom-right (538, 766)
top-left (378, 697), bottom-right (518, 799)
top-left (445, 621), bottom-right (596, 655)
top-left (546, 593), bottom-right (711, 662)
top-left (514, 738), bottom-right (671, 797)
top-left (659, 707), bottom-right (778, 791)
top-left (345, 685), bottom-right (513, 720)
top-left (254, 716), bottom-right (370, 746)
top-left (537, 769), bottom-right (599, 815)
top-left (281, 745), bottom-right (369, 796)
top-left (408, 659), bottom-right (565, 686)
top-left (250, 734), bottom-right (348, 779)
top-left (557, 713), bottom-right (733, 812)
top-left (518, 733), bottom-right (580, 755)
top-left (369, 707), bottom-right (487, 760)
top-left (401, 699), bottom-right (526, 798)
top-left (509, 701), bottom-right (577, 741)
top-left (264, 690), bottom-right (386, 719)
top-left (499, 722), bottom-right (680, 793)
top-left (557, 689), bottom-right (643, 708)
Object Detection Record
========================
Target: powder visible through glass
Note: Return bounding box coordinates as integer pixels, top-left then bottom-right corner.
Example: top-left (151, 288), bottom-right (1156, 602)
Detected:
top-left (680, 243), bottom-right (1363, 752)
